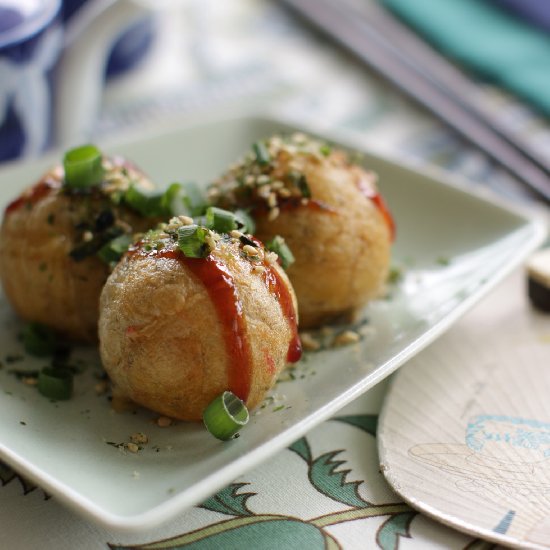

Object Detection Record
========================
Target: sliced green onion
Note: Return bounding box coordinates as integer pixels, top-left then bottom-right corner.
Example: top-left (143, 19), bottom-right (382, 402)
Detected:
top-left (123, 182), bottom-right (182, 218)
top-left (70, 226), bottom-right (124, 262)
top-left (234, 209), bottom-right (256, 234)
top-left (63, 145), bottom-right (103, 189)
top-left (37, 367), bottom-right (73, 400)
top-left (182, 182), bottom-right (208, 216)
top-left (177, 224), bottom-right (210, 258)
top-left (266, 235), bottom-right (295, 270)
top-left (288, 171), bottom-right (311, 198)
top-left (97, 234), bottom-right (133, 264)
top-left (205, 207), bottom-right (238, 233)
top-left (319, 144), bottom-right (331, 156)
top-left (253, 142), bottom-right (271, 165)
top-left (296, 176), bottom-right (311, 198)
top-left (203, 391), bottom-right (249, 441)
top-left (21, 323), bottom-right (57, 357)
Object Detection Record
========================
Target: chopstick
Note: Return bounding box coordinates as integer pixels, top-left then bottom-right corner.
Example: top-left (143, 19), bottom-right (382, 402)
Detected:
top-left (280, 0), bottom-right (550, 203)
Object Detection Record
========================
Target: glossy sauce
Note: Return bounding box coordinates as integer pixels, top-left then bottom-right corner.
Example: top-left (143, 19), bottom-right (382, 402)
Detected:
top-left (262, 261), bottom-right (302, 363)
top-left (355, 178), bottom-right (396, 240)
top-left (5, 177), bottom-right (60, 215)
top-left (129, 246), bottom-right (252, 401)
top-left (245, 235), bottom-right (301, 364)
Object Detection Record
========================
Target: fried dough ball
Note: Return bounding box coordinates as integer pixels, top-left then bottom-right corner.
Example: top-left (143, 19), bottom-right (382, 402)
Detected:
top-left (99, 218), bottom-right (300, 421)
top-left (210, 133), bottom-right (395, 328)
top-left (0, 155), bottom-right (163, 342)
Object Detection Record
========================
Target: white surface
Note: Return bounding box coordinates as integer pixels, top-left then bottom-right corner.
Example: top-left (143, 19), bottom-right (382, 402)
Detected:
top-left (0, 115), bottom-right (545, 533)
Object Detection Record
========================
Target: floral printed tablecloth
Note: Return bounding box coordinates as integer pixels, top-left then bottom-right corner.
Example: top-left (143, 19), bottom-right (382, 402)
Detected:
top-left (0, 0), bottom-right (545, 548)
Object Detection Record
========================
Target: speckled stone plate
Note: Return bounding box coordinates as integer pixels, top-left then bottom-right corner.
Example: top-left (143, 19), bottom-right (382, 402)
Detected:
top-left (0, 114), bottom-right (545, 533)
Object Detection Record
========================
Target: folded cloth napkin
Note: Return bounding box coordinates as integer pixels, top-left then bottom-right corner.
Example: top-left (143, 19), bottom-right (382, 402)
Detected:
top-left (380, 0), bottom-right (550, 117)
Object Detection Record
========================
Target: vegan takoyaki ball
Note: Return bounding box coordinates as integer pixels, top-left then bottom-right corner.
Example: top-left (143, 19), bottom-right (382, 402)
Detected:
top-left (0, 145), bottom-right (171, 342)
top-left (99, 216), bottom-right (301, 421)
top-left (209, 134), bottom-right (395, 329)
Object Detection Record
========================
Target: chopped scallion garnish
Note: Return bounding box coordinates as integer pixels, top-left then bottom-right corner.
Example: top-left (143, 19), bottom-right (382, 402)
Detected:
top-left (319, 144), bottom-right (331, 156)
top-left (21, 323), bottom-right (57, 357)
top-left (234, 209), bottom-right (256, 234)
top-left (203, 391), bottom-right (249, 441)
top-left (288, 171), bottom-right (311, 198)
top-left (182, 182), bottom-right (208, 216)
top-left (266, 235), bottom-right (295, 270)
top-left (70, 226), bottom-right (124, 262)
top-left (37, 367), bottom-right (73, 401)
top-left (205, 207), bottom-right (238, 233)
top-left (97, 234), bottom-right (133, 264)
top-left (63, 145), bottom-right (103, 189)
top-left (177, 224), bottom-right (210, 258)
top-left (253, 142), bottom-right (271, 165)
top-left (123, 182), bottom-right (182, 218)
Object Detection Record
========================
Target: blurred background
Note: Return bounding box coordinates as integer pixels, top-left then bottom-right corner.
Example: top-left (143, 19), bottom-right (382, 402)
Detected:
top-left (105, 0), bottom-right (550, 201)
top-left (2, 0), bottom-right (550, 201)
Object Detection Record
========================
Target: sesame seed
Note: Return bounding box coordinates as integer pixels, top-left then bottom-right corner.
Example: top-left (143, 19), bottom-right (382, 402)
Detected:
top-left (292, 132), bottom-right (307, 144)
top-left (268, 207), bottom-right (280, 221)
top-left (205, 233), bottom-right (217, 250)
top-left (333, 330), bottom-right (361, 346)
top-left (300, 332), bottom-right (321, 351)
top-left (266, 251), bottom-right (278, 264)
top-left (279, 188), bottom-right (291, 198)
top-left (245, 175), bottom-right (255, 186)
top-left (267, 193), bottom-right (277, 208)
top-left (252, 265), bottom-right (266, 274)
top-left (283, 144), bottom-right (297, 155)
top-left (83, 231), bottom-right (93, 242)
top-left (130, 432), bottom-right (148, 445)
top-left (257, 185), bottom-right (271, 199)
top-left (125, 442), bottom-right (139, 453)
top-left (157, 416), bottom-right (172, 428)
top-left (257, 175), bottom-right (270, 185)
top-left (243, 244), bottom-right (258, 256)
top-left (271, 180), bottom-right (284, 189)
top-left (269, 136), bottom-right (283, 148)
top-left (177, 215), bottom-right (194, 226)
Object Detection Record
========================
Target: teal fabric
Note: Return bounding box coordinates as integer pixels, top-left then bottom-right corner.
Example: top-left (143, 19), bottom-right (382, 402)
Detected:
top-left (381, 0), bottom-right (550, 117)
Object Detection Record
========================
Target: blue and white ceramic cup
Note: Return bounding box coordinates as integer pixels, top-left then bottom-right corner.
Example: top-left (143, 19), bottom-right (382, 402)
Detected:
top-left (0, 0), bottom-right (63, 162)
top-left (0, 0), bottom-right (151, 163)
top-left (62, 0), bottom-right (155, 78)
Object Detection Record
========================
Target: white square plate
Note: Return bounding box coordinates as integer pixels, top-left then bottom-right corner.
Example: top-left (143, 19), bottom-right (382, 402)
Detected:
top-left (0, 115), bottom-right (545, 533)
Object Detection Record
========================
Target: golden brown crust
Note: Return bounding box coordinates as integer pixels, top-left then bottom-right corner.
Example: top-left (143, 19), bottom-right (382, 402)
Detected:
top-left (211, 136), bottom-right (393, 328)
top-left (258, 156), bottom-right (391, 328)
top-left (99, 234), bottom-right (298, 421)
top-left (0, 162), bottom-right (158, 342)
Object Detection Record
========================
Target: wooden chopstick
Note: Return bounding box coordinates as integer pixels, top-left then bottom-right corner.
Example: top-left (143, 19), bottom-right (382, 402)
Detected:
top-left (281, 0), bottom-right (550, 203)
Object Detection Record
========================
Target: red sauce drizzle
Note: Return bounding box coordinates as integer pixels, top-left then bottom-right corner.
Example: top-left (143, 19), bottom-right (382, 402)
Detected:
top-left (5, 177), bottom-right (60, 214)
top-left (355, 177), bottom-right (396, 241)
top-left (262, 262), bottom-right (302, 363)
top-left (246, 235), bottom-right (301, 363)
top-left (130, 247), bottom-right (252, 401)
top-left (253, 197), bottom-right (337, 217)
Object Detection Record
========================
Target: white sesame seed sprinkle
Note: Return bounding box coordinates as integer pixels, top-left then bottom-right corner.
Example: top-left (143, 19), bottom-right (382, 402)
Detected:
top-left (268, 207), bottom-right (280, 221)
